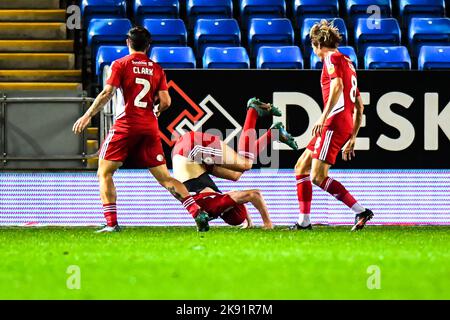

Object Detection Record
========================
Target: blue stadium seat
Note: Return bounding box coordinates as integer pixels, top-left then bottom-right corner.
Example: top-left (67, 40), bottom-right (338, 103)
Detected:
top-left (248, 18), bottom-right (294, 58)
top-left (142, 19), bottom-right (187, 47)
top-left (194, 19), bottom-right (241, 58)
top-left (133, 0), bottom-right (179, 24)
top-left (399, 0), bottom-right (445, 27)
top-left (364, 46), bottom-right (411, 69)
top-left (256, 46), bottom-right (303, 69)
top-left (418, 46), bottom-right (450, 69)
top-left (310, 46), bottom-right (358, 69)
top-left (202, 47), bottom-right (250, 68)
top-left (346, 0), bottom-right (392, 26)
top-left (81, 0), bottom-right (127, 27)
top-left (301, 18), bottom-right (347, 56)
top-left (186, 0), bottom-right (233, 29)
top-left (409, 18), bottom-right (450, 57)
top-left (240, 0), bottom-right (286, 29)
top-left (87, 18), bottom-right (132, 61)
top-left (150, 47), bottom-right (196, 68)
top-left (293, 0), bottom-right (339, 29)
top-left (355, 18), bottom-right (401, 57)
top-left (96, 45), bottom-right (128, 76)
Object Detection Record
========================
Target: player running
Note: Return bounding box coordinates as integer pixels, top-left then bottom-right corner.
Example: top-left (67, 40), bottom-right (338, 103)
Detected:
top-left (290, 20), bottom-right (373, 231)
top-left (72, 26), bottom-right (210, 232)
top-left (172, 98), bottom-right (298, 228)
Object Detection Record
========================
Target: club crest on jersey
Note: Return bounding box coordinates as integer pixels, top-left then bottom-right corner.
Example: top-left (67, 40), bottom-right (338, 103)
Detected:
top-left (327, 64), bottom-right (335, 75)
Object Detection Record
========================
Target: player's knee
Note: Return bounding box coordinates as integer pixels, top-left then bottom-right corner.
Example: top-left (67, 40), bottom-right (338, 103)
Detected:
top-left (249, 189), bottom-right (262, 200)
top-left (242, 160), bottom-right (252, 171)
top-left (97, 169), bottom-right (113, 180)
top-left (311, 173), bottom-right (325, 186)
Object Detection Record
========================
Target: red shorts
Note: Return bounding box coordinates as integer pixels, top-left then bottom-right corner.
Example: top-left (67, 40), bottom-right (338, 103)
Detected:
top-left (193, 192), bottom-right (248, 226)
top-left (307, 127), bottom-right (352, 165)
top-left (99, 126), bottom-right (166, 168)
top-left (172, 131), bottom-right (223, 165)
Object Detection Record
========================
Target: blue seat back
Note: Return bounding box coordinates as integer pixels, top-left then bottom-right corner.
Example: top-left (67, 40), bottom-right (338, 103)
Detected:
top-left (142, 19), bottom-right (187, 47)
top-left (96, 45), bottom-right (128, 76)
top-left (346, 0), bottom-right (392, 26)
top-left (355, 18), bottom-right (401, 57)
top-left (81, 0), bottom-right (127, 27)
top-left (364, 46), bottom-right (411, 69)
top-left (418, 45), bottom-right (450, 69)
top-left (310, 46), bottom-right (358, 69)
top-left (293, 0), bottom-right (339, 28)
top-left (257, 46), bottom-right (303, 69)
top-left (133, 0), bottom-right (179, 24)
top-left (408, 18), bottom-right (450, 57)
top-left (301, 18), bottom-right (347, 56)
top-left (399, 0), bottom-right (445, 27)
top-left (248, 18), bottom-right (294, 58)
top-left (194, 19), bottom-right (241, 58)
top-left (186, 0), bottom-right (233, 29)
top-left (150, 46), bottom-right (196, 68)
top-left (240, 0), bottom-right (286, 29)
top-left (203, 47), bottom-right (250, 68)
top-left (87, 18), bottom-right (132, 61)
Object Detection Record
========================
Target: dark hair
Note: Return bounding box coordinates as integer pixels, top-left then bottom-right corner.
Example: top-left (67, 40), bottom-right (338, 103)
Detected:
top-left (309, 20), bottom-right (342, 49)
top-left (127, 26), bottom-right (152, 52)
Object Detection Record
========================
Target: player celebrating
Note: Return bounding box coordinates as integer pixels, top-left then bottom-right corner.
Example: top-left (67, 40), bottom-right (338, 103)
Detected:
top-left (73, 27), bottom-right (210, 232)
top-left (172, 98), bottom-right (298, 228)
top-left (290, 20), bottom-right (373, 231)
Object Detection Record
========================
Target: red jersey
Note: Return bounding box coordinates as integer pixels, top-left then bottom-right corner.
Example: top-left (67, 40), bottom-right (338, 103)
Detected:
top-left (321, 50), bottom-right (359, 134)
top-left (106, 52), bottom-right (168, 131)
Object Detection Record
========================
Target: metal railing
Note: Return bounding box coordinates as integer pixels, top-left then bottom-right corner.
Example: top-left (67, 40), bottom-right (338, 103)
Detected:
top-left (0, 94), bottom-right (96, 167)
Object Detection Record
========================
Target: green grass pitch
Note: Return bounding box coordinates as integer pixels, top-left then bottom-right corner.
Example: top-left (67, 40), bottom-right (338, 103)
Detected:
top-left (0, 226), bottom-right (448, 299)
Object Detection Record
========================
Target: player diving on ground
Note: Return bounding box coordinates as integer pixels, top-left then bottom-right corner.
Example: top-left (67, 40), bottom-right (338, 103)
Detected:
top-left (171, 98), bottom-right (299, 230)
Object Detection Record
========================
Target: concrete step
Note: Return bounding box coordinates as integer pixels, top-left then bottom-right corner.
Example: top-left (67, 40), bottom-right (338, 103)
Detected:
top-left (86, 157), bottom-right (99, 169)
top-left (86, 140), bottom-right (99, 155)
top-left (0, 0), bottom-right (60, 9)
top-left (0, 23), bottom-right (66, 40)
top-left (0, 10), bottom-right (65, 22)
top-left (0, 82), bottom-right (82, 91)
top-left (0, 70), bottom-right (81, 82)
top-left (86, 127), bottom-right (99, 140)
top-left (0, 53), bottom-right (75, 69)
top-left (0, 40), bottom-right (73, 52)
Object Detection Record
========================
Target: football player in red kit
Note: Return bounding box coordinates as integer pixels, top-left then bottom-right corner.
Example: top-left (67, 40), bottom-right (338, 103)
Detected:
top-left (172, 98), bottom-right (298, 228)
top-left (291, 20), bottom-right (374, 231)
top-left (73, 27), bottom-right (211, 232)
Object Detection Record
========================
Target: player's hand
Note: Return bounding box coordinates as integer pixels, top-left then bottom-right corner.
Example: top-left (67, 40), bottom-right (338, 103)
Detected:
top-left (312, 117), bottom-right (326, 137)
top-left (342, 138), bottom-right (356, 161)
top-left (72, 115), bottom-right (91, 134)
top-left (240, 219), bottom-right (254, 229)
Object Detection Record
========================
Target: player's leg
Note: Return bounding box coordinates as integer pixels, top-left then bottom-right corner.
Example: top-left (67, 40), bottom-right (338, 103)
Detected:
top-left (310, 130), bottom-right (373, 230)
top-left (290, 149), bottom-right (313, 230)
top-left (219, 141), bottom-right (253, 172)
top-left (227, 189), bottom-right (272, 229)
top-left (96, 159), bottom-right (122, 232)
top-left (149, 164), bottom-right (211, 231)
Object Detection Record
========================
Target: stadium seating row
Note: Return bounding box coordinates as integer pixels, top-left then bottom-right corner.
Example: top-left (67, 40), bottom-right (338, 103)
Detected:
top-left (87, 16), bottom-right (450, 67)
top-left (96, 44), bottom-right (450, 72)
top-left (81, 0), bottom-right (449, 29)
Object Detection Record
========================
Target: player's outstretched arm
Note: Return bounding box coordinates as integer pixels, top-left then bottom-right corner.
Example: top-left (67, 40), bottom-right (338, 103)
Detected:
top-left (72, 85), bottom-right (116, 134)
top-left (228, 190), bottom-right (273, 229)
top-left (342, 94), bottom-right (364, 161)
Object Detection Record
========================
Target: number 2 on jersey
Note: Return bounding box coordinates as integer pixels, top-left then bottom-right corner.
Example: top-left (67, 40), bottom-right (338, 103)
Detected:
top-left (134, 78), bottom-right (151, 108)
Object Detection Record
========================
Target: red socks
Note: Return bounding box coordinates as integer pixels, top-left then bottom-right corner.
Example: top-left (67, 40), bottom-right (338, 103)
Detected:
top-left (319, 177), bottom-right (357, 209)
top-left (102, 203), bottom-right (117, 227)
top-left (182, 196), bottom-right (201, 218)
top-left (296, 174), bottom-right (312, 214)
top-left (238, 108), bottom-right (258, 160)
